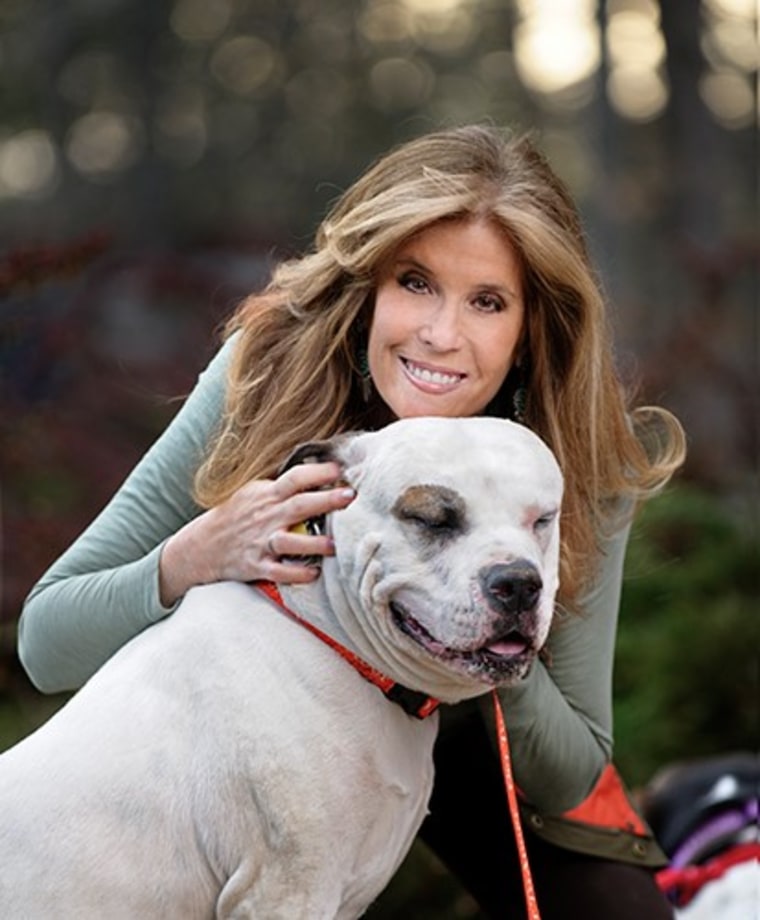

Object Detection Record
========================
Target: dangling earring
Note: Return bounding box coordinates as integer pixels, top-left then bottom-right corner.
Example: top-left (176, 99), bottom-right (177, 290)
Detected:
top-left (358, 347), bottom-right (372, 402)
top-left (511, 362), bottom-right (528, 423)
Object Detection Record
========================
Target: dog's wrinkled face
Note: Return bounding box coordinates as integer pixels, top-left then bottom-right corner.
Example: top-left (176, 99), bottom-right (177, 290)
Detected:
top-left (320, 417), bottom-right (564, 702)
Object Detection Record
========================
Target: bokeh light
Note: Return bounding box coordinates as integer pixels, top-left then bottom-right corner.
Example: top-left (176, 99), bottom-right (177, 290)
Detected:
top-left (369, 56), bottom-right (436, 111)
top-left (402, 0), bottom-right (478, 53)
top-left (0, 130), bottom-right (59, 199)
top-left (209, 36), bottom-right (285, 97)
top-left (514, 0), bottom-right (600, 95)
top-left (357, 1), bottom-right (414, 43)
top-left (170, 0), bottom-right (232, 42)
top-left (701, 0), bottom-right (758, 129)
top-left (700, 69), bottom-right (756, 128)
top-left (606, 0), bottom-right (669, 121)
top-left (704, 0), bottom-right (757, 16)
top-left (66, 112), bottom-right (143, 178)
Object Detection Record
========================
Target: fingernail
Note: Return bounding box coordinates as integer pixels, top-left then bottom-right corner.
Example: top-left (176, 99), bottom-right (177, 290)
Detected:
top-left (340, 487), bottom-right (356, 500)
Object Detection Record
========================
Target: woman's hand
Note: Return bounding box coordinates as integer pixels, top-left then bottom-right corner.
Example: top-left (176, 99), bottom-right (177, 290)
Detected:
top-left (158, 462), bottom-right (355, 607)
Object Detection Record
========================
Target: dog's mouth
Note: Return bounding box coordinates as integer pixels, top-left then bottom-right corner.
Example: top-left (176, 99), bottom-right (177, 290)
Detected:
top-left (389, 601), bottom-right (536, 683)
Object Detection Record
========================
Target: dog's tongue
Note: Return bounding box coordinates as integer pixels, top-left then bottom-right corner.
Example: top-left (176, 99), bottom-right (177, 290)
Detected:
top-left (487, 637), bottom-right (528, 657)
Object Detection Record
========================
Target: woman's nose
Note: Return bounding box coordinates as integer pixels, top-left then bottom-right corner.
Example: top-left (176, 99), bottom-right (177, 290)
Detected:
top-left (418, 301), bottom-right (463, 351)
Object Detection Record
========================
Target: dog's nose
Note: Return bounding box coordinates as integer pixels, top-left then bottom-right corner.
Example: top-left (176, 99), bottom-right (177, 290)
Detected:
top-left (480, 561), bottom-right (542, 614)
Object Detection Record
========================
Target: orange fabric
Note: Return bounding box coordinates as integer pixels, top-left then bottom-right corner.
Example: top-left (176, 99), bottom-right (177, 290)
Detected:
top-left (561, 763), bottom-right (649, 836)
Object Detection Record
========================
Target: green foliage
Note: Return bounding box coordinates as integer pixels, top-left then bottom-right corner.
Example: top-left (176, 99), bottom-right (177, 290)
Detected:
top-left (613, 486), bottom-right (758, 787)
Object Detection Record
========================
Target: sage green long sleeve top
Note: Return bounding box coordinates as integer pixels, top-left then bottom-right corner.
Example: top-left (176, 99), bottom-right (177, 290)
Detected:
top-left (17, 337), bottom-right (631, 815)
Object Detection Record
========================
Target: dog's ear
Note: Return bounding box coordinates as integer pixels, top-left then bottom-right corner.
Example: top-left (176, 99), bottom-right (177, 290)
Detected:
top-left (278, 440), bottom-right (338, 475)
top-left (279, 431), bottom-right (367, 479)
top-left (279, 432), bottom-right (367, 475)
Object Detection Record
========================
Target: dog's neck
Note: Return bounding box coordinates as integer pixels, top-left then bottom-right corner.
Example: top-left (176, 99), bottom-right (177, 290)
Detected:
top-left (279, 574), bottom-right (355, 656)
top-left (279, 573), bottom-right (404, 690)
top-left (278, 566), bottom-right (488, 705)
top-left (261, 580), bottom-right (438, 719)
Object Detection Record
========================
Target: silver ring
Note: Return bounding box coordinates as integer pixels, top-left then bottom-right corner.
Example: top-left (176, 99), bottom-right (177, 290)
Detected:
top-left (266, 535), bottom-right (277, 557)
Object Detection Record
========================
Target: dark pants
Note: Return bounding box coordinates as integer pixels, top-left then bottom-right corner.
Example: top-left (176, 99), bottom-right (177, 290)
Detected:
top-left (418, 711), bottom-right (674, 920)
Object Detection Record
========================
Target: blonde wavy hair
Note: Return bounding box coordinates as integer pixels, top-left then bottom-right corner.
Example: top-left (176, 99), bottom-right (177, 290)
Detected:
top-left (195, 124), bottom-right (686, 606)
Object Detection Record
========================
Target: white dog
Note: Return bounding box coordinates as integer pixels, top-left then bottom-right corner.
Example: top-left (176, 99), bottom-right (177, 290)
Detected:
top-left (0, 417), bottom-right (563, 919)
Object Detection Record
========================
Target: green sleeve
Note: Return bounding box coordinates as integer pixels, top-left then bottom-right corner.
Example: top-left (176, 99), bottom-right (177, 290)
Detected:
top-left (484, 508), bottom-right (633, 814)
top-left (17, 338), bottom-right (235, 693)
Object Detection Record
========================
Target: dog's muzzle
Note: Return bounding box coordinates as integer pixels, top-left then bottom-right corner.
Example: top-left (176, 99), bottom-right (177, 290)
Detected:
top-left (390, 559), bottom-right (547, 687)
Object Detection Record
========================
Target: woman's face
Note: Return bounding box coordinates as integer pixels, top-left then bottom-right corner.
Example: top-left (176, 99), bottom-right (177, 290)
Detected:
top-left (368, 218), bottom-right (525, 420)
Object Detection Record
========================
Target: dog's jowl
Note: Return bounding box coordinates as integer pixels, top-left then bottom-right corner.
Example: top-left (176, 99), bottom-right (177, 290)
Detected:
top-left (0, 417), bottom-right (563, 920)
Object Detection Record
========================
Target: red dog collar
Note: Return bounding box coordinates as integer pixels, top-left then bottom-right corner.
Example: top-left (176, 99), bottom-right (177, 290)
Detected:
top-left (254, 581), bottom-right (439, 720)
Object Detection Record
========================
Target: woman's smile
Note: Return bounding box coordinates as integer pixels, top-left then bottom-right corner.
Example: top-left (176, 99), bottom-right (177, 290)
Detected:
top-left (368, 217), bottom-right (525, 420)
top-left (400, 357), bottom-right (465, 390)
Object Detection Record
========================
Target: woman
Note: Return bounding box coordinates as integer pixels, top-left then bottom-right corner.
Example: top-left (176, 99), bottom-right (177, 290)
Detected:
top-left (19, 125), bottom-right (685, 918)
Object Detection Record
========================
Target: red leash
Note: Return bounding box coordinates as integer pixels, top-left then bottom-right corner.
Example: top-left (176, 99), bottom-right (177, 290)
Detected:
top-left (493, 688), bottom-right (542, 919)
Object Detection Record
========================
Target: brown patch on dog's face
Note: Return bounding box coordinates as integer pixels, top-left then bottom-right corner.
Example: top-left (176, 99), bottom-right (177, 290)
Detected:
top-left (391, 485), bottom-right (467, 542)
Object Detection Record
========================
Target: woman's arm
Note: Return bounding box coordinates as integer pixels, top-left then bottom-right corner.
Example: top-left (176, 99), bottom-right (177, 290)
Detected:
top-left (485, 508), bottom-right (633, 814)
top-left (19, 336), bottom-right (356, 694)
top-left (17, 341), bottom-right (234, 693)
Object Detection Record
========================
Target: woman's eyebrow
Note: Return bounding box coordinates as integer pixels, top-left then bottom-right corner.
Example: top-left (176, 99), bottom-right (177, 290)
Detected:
top-left (392, 255), bottom-right (429, 272)
top-left (392, 255), bottom-right (521, 302)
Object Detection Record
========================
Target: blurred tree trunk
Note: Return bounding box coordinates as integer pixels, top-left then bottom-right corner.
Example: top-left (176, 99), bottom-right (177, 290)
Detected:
top-left (647, 0), bottom-right (756, 486)
top-left (658, 0), bottom-right (728, 252)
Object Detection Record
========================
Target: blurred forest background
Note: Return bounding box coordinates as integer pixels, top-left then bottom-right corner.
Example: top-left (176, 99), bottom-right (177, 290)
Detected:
top-left (0, 0), bottom-right (757, 916)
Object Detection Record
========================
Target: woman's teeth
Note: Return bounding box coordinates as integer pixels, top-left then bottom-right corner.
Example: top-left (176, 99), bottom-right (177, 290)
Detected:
top-left (405, 360), bottom-right (462, 386)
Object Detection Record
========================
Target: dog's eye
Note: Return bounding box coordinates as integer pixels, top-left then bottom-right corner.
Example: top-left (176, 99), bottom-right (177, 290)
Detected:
top-left (533, 511), bottom-right (557, 533)
top-left (392, 485), bottom-right (466, 539)
top-left (402, 507), bottom-right (461, 534)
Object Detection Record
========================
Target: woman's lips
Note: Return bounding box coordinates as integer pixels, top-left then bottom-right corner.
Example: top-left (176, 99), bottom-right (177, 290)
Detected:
top-left (401, 357), bottom-right (465, 389)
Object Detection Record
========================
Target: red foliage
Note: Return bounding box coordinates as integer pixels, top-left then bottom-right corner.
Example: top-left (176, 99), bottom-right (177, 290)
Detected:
top-left (0, 233), bottom-right (112, 297)
top-left (2, 235), bottom-right (267, 634)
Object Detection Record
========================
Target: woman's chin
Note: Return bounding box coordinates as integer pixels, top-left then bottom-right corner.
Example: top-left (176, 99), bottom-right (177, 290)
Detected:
top-left (390, 394), bottom-right (487, 420)
top-left (377, 382), bottom-right (477, 420)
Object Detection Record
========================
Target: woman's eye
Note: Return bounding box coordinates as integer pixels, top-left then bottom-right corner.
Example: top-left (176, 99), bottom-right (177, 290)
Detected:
top-left (399, 272), bottom-right (430, 294)
top-left (473, 292), bottom-right (505, 313)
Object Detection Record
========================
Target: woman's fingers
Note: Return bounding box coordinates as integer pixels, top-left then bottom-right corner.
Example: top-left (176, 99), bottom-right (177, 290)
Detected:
top-left (190, 461), bottom-right (356, 588)
top-left (271, 461), bottom-right (344, 499)
top-left (269, 459), bottom-right (355, 539)
top-left (266, 558), bottom-right (324, 584)
top-left (285, 482), bottom-right (356, 523)
top-left (266, 530), bottom-right (335, 561)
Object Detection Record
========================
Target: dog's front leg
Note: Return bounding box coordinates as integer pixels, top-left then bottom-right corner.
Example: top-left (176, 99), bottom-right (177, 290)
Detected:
top-left (215, 856), bottom-right (350, 920)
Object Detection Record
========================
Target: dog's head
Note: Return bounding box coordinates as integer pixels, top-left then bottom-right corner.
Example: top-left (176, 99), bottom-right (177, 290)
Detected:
top-left (286, 417), bottom-right (563, 704)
